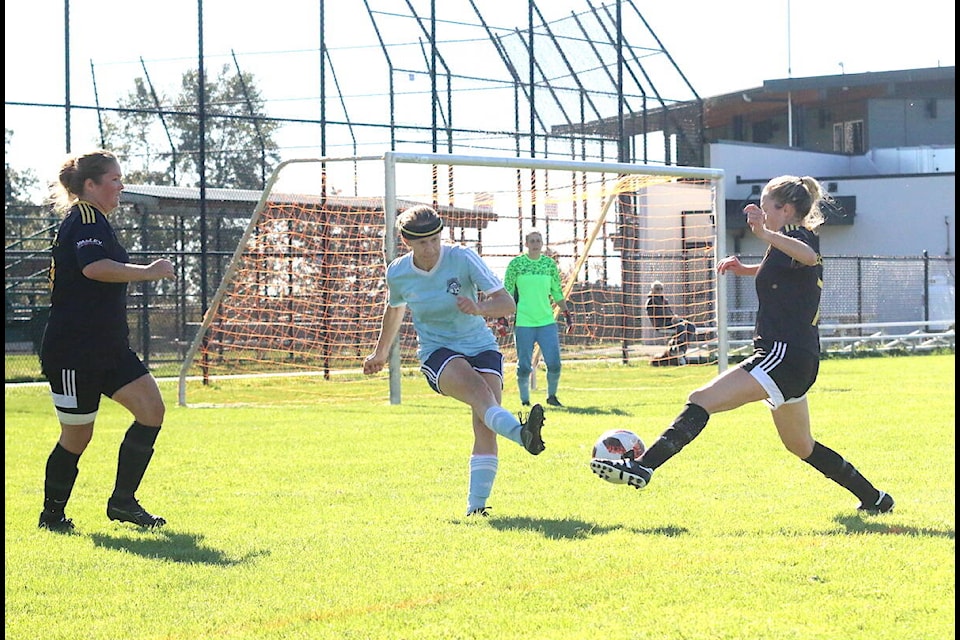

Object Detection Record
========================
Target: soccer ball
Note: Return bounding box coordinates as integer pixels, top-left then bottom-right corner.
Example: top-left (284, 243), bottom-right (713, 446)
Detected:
top-left (592, 429), bottom-right (646, 461)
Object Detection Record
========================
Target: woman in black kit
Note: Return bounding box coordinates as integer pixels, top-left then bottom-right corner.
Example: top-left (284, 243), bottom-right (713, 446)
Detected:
top-left (37, 150), bottom-right (176, 532)
top-left (591, 175), bottom-right (894, 515)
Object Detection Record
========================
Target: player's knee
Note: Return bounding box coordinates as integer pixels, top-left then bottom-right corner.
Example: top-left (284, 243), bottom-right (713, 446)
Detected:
top-left (687, 389), bottom-right (707, 407)
top-left (782, 437), bottom-right (814, 459)
top-left (137, 398), bottom-right (166, 427)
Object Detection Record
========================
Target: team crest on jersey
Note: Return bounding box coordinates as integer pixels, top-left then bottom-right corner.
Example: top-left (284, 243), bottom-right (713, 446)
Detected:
top-left (446, 278), bottom-right (462, 296)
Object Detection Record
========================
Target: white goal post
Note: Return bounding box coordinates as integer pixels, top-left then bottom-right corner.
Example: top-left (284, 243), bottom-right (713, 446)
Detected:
top-left (178, 152), bottom-right (727, 406)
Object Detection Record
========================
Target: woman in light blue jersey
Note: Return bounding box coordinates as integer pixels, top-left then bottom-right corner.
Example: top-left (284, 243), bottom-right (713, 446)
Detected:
top-left (363, 205), bottom-right (547, 517)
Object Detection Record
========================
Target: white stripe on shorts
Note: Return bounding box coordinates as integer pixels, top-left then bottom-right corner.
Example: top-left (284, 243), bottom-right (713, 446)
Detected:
top-left (51, 369), bottom-right (79, 409)
top-left (50, 368), bottom-right (98, 425)
top-left (750, 341), bottom-right (787, 409)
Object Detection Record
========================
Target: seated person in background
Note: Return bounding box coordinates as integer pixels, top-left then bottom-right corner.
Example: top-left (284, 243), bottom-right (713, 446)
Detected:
top-left (645, 280), bottom-right (697, 364)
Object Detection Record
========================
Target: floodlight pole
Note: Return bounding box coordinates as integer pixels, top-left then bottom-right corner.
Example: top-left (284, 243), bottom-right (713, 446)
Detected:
top-left (786, 0), bottom-right (794, 147)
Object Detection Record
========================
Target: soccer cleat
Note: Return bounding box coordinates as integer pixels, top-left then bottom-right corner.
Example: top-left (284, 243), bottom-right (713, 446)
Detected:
top-left (38, 510), bottom-right (75, 533)
top-left (590, 458), bottom-right (653, 490)
top-left (519, 403), bottom-right (546, 455)
top-left (466, 506), bottom-right (491, 517)
top-left (521, 401), bottom-right (531, 407)
top-left (546, 395), bottom-right (563, 407)
top-left (857, 490), bottom-right (895, 514)
top-left (107, 498), bottom-right (167, 528)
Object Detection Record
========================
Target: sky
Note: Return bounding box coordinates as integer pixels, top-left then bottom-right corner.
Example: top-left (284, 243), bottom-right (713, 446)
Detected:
top-left (5, 0), bottom-right (956, 197)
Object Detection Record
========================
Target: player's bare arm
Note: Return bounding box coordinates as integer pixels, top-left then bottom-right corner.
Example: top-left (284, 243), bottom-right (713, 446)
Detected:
top-left (82, 258), bottom-right (176, 283)
top-left (363, 304), bottom-right (405, 375)
top-left (716, 256), bottom-right (759, 276)
top-left (743, 203), bottom-right (817, 266)
top-left (455, 287), bottom-right (516, 317)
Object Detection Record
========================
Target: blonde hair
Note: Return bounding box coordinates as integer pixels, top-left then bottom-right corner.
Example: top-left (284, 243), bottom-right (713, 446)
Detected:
top-left (47, 150), bottom-right (120, 214)
top-left (762, 175), bottom-right (828, 231)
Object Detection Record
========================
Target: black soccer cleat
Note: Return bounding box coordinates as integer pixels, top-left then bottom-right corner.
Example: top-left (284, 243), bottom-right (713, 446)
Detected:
top-left (466, 506), bottom-right (491, 517)
top-left (38, 510), bottom-right (76, 533)
top-left (546, 395), bottom-right (563, 407)
top-left (519, 403), bottom-right (546, 455)
top-left (857, 490), bottom-right (895, 514)
top-left (590, 458), bottom-right (653, 490)
top-left (107, 498), bottom-right (167, 528)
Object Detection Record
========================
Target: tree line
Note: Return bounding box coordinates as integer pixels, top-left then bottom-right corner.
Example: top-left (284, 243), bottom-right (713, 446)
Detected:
top-left (6, 63), bottom-right (280, 211)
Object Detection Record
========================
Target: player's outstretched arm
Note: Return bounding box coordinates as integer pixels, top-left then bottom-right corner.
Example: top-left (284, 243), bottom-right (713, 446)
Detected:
top-left (363, 304), bottom-right (405, 375)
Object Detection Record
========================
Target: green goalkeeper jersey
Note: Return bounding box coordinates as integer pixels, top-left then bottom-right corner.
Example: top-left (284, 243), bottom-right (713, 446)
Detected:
top-left (503, 254), bottom-right (565, 327)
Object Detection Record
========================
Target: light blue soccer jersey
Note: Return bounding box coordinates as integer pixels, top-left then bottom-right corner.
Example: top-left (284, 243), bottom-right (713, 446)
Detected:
top-left (387, 244), bottom-right (504, 362)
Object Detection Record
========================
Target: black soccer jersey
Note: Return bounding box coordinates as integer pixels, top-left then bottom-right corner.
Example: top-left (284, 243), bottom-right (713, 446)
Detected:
top-left (40, 201), bottom-right (131, 367)
top-left (753, 225), bottom-right (823, 355)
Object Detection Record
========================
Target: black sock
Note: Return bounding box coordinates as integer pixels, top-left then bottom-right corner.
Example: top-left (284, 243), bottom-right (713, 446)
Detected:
top-left (43, 443), bottom-right (81, 513)
top-left (803, 441), bottom-right (880, 505)
top-left (111, 422), bottom-right (161, 502)
top-left (639, 402), bottom-right (710, 470)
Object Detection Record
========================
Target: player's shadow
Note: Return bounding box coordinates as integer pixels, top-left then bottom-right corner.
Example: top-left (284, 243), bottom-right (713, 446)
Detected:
top-left (89, 529), bottom-right (269, 565)
top-left (477, 516), bottom-right (688, 539)
top-left (548, 405), bottom-right (631, 416)
top-left (834, 514), bottom-right (955, 538)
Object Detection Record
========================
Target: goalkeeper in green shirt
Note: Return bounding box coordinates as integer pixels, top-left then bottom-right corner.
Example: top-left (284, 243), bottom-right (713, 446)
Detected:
top-left (503, 230), bottom-right (573, 407)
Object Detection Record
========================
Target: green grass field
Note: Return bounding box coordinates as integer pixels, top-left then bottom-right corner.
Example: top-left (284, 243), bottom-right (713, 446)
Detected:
top-left (4, 355), bottom-right (955, 640)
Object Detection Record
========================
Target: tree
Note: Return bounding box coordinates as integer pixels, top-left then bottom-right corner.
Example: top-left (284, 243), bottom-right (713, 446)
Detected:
top-left (5, 128), bottom-right (52, 327)
top-left (101, 64), bottom-right (282, 190)
top-left (99, 79), bottom-right (174, 186)
top-left (5, 129), bottom-right (39, 207)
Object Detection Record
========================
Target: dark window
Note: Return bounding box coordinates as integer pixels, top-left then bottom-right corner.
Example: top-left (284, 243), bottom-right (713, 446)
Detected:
top-left (752, 120), bottom-right (774, 144)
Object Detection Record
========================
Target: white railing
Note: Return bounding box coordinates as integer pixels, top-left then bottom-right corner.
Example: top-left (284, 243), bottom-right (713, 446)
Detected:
top-left (689, 320), bottom-right (955, 362)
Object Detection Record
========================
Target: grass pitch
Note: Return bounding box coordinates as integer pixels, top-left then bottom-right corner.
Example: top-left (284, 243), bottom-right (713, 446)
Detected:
top-left (4, 354), bottom-right (955, 639)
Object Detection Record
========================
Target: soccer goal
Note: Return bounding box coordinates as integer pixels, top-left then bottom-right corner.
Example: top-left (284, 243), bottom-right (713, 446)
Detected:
top-left (177, 152), bottom-right (727, 406)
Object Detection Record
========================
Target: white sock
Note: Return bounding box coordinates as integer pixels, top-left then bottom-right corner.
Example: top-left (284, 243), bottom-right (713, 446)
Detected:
top-left (482, 406), bottom-right (522, 445)
top-left (466, 454), bottom-right (499, 513)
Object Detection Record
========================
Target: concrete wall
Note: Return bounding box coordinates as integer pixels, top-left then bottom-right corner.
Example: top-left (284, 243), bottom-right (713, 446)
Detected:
top-left (868, 98), bottom-right (956, 148)
top-left (705, 142), bottom-right (956, 258)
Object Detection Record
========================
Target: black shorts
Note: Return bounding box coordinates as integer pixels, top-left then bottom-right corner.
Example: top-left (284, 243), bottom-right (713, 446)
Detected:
top-left (41, 348), bottom-right (149, 425)
top-left (740, 339), bottom-right (819, 409)
top-left (420, 348), bottom-right (504, 395)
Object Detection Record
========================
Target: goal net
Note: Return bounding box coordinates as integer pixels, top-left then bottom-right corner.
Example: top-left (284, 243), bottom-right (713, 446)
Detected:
top-left (178, 153), bottom-right (726, 406)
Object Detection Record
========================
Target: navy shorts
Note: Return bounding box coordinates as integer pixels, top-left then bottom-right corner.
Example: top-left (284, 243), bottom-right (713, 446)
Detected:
top-left (739, 339), bottom-right (819, 409)
top-left (41, 348), bottom-right (149, 425)
top-left (420, 347), bottom-right (504, 395)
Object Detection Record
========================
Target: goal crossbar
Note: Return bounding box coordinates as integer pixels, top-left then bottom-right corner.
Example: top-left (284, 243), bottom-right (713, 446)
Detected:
top-left (178, 152), bottom-right (727, 406)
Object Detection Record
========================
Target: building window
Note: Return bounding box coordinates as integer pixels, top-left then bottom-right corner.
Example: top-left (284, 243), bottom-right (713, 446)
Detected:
top-left (732, 115), bottom-right (746, 141)
top-left (752, 120), bottom-right (775, 144)
top-left (833, 120), bottom-right (864, 154)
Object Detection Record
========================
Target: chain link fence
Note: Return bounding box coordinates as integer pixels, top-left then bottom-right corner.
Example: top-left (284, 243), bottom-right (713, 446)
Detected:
top-left (5, 203), bottom-right (955, 383)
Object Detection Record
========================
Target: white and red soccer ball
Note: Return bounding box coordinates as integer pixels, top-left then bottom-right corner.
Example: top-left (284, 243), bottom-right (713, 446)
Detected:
top-left (592, 429), bottom-right (646, 461)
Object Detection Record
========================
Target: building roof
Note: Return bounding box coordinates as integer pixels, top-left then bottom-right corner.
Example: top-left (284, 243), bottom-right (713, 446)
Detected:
top-left (556, 65), bottom-right (955, 138)
top-left (121, 184), bottom-right (500, 229)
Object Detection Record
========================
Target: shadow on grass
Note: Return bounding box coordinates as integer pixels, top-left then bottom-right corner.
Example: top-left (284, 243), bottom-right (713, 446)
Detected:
top-left (834, 514), bottom-right (956, 538)
top-left (545, 405), bottom-right (631, 416)
top-left (369, 400), bottom-right (632, 417)
top-left (472, 516), bottom-right (687, 539)
top-left (90, 529), bottom-right (269, 564)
